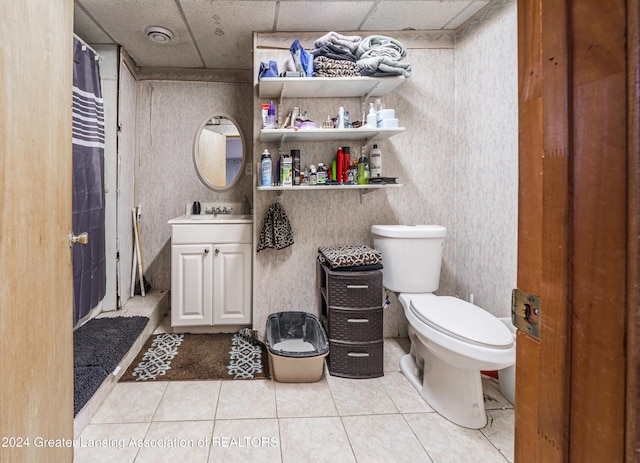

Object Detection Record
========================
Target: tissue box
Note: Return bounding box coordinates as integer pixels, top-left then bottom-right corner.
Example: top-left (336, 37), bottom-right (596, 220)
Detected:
top-left (378, 118), bottom-right (399, 128)
top-left (376, 109), bottom-right (395, 122)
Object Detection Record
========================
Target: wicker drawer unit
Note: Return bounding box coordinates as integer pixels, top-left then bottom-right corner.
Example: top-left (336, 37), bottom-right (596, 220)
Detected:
top-left (318, 262), bottom-right (384, 378)
top-left (328, 308), bottom-right (383, 343)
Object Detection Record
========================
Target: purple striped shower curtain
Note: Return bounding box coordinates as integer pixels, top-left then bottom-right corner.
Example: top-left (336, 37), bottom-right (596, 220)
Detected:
top-left (72, 38), bottom-right (106, 326)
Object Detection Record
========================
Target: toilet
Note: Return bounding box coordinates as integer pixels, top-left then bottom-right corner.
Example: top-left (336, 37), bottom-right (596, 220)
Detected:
top-left (371, 224), bottom-right (515, 429)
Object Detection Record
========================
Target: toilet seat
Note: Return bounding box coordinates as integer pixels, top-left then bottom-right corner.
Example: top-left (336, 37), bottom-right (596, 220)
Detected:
top-left (409, 295), bottom-right (514, 349)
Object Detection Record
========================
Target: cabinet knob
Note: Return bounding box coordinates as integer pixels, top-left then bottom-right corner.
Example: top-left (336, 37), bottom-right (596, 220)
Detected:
top-left (215, 248), bottom-right (220, 254)
top-left (204, 248), bottom-right (209, 254)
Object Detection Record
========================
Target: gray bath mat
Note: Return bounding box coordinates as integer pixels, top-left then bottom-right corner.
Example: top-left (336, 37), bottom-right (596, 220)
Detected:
top-left (73, 316), bottom-right (148, 416)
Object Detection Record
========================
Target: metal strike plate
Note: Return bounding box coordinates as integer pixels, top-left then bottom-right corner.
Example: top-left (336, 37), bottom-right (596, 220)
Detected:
top-left (511, 289), bottom-right (540, 339)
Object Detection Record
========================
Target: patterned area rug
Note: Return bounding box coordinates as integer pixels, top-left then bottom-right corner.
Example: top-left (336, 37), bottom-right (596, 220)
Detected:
top-left (120, 331), bottom-right (269, 382)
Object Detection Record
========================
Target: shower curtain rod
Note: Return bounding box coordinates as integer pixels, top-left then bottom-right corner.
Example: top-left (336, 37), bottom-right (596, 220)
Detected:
top-left (73, 33), bottom-right (102, 61)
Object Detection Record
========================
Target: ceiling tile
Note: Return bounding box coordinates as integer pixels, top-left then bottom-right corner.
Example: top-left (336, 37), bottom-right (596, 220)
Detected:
top-left (181, 0), bottom-right (276, 69)
top-left (277, 1), bottom-right (375, 32)
top-left (444, 0), bottom-right (491, 28)
top-left (74, 4), bottom-right (114, 44)
top-left (73, 0), bottom-right (508, 71)
top-left (76, 0), bottom-right (202, 68)
top-left (363, 0), bottom-right (473, 30)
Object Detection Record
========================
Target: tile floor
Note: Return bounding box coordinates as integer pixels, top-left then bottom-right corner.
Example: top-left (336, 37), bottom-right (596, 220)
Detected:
top-left (74, 322), bottom-right (514, 463)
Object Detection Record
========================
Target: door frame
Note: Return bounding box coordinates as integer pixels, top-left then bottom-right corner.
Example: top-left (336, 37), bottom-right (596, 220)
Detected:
top-left (515, 0), bottom-right (638, 461)
top-left (625, 1), bottom-right (640, 460)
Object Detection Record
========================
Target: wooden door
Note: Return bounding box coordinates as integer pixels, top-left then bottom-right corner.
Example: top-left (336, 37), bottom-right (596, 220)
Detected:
top-left (0, 1), bottom-right (75, 462)
top-left (198, 129), bottom-right (227, 187)
top-left (516, 0), bottom-right (635, 461)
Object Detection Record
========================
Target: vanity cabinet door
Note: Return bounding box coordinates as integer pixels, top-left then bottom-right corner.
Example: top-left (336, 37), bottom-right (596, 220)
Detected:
top-left (171, 244), bottom-right (213, 326)
top-left (212, 243), bottom-right (252, 325)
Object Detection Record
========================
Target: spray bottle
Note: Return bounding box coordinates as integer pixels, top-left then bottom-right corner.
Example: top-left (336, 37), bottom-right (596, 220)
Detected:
top-left (260, 149), bottom-right (272, 186)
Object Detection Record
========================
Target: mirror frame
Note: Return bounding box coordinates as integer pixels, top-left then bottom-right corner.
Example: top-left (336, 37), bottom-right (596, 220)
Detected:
top-left (193, 113), bottom-right (245, 191)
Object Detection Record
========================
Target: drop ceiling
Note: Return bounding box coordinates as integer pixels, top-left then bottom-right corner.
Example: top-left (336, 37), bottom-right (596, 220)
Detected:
top-left (74, 0), bottom-right (501, 71)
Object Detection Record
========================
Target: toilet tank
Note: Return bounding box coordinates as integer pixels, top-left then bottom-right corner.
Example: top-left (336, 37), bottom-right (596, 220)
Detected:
top-left (371, 225), bottom-right (447, 293)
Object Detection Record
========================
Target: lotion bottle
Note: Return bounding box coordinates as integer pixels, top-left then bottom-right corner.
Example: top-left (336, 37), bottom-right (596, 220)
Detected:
top-left (366, 103), bottom-right (377, 128)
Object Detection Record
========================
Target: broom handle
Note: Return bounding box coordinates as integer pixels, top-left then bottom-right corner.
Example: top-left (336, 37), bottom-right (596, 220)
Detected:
top-left (130, 208), bottom-right (138, 298)
top-left (134, 206), bottom-right (145, 296)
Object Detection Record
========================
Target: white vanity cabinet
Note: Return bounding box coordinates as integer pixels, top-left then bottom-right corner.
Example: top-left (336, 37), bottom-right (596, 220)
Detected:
top-left (169, 219), bottom-right (252, 331)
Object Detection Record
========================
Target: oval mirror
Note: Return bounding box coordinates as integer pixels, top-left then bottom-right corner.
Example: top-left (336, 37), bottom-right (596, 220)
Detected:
top-left (194, 115), bottom-right (244, 190)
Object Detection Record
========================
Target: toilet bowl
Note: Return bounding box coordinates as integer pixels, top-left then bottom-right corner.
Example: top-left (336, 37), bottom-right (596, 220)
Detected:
top-left (399, 293), bottom-right (514, 428)
top-left (371, 224), bottom-right (515, 429)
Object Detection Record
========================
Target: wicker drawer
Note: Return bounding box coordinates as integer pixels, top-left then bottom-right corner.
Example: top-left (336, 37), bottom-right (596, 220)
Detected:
top-left (326, 271), bottom-right (382, 309)
top-left (328, 340), bottom-right (383, 378)
top-left (328, 307), bottom-right (383, 343)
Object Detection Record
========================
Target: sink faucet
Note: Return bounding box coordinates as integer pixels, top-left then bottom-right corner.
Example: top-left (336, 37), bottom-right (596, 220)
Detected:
top-left (205, 206), bottom-right (233, 215)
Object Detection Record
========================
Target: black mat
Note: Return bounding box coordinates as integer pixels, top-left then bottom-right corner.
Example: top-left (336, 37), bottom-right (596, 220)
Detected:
top-left (73, 316), bottom-right (149, 416)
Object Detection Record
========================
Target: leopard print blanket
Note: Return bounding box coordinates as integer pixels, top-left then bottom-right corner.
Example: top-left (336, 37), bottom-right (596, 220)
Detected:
top-left (318, 244), bottom-right (382, 269)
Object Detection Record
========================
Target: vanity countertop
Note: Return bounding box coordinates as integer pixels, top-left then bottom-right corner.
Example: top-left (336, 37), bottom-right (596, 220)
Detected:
top-left (168, 214), bottom-right (253, 224)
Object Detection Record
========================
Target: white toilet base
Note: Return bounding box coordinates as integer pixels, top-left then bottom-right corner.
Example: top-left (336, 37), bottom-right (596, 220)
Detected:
top-left (400, 342), bottom-right (488, 429)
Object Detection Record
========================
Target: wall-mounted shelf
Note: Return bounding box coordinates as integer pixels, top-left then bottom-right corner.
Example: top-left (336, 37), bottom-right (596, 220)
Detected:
top-left (257, 183), bottom-right (401, 192)
top-left (257, 183), bottom-right (401, 203)
top-left (259, 127), bottom-right (405, 143)
top-left (258, 76), bottom-right (406, 99)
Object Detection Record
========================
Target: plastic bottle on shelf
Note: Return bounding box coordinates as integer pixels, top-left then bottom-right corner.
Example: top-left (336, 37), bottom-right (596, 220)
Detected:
top-left (291, 149), bottom-right (301, 186)
top-left (281, 151), bottom-right (293, 186)
top-left (309, 165), bottom-right (317, 185)
top-left (367, 103), bottom-right (377, 128)
top-left (336, 147), bottom-right (344, 184)
top-left (370, 144), bottom-right (382, 178)
top-left (317, 163), bottom-right (327, 184)
top-left (347, 166), bottom-right (355, 184)
top-left (343, 146), bottom-right (351, 182)
top-left (260, 149), bottom-right (272, 186)
top-left (268, 101), bottom-right (276, 129)
top-left (337, 106), bottom-right (345, 129)
top-left (357, 155), bottom-right (369, 185)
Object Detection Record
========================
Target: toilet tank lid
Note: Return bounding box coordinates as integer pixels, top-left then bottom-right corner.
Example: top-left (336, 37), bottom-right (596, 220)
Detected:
top-left (371, 224), bottom-right (447, 238)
